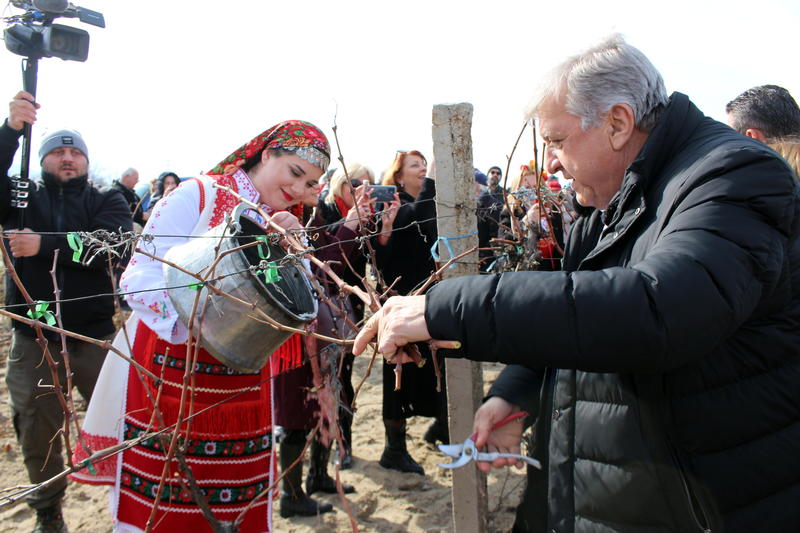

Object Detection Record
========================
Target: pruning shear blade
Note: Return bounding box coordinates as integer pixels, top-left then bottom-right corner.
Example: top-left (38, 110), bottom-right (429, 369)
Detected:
top-left (436, 411), bottom-right (541, 470)
top-left (437, 438), bottom-right (541, 469)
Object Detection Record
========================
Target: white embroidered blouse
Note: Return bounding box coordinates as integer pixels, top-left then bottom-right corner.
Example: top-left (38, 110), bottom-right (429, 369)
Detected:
top-left (120, 169), bottom-right (264, 344)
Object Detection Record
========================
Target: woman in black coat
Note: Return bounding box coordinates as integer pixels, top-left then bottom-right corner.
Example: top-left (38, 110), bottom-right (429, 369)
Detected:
top-left (374, 150), bottom-right (447, 475)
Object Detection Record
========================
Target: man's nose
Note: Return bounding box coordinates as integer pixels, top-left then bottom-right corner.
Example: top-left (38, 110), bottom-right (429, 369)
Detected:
top-left (544, 148), bottom-right (561, 174)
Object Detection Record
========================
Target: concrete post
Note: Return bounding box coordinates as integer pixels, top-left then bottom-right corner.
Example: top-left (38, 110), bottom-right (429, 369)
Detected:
top-left (432, 102), bottom-right (486, 533)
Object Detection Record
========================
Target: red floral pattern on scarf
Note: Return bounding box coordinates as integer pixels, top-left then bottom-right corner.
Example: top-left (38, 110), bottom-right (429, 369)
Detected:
top-left (209, 120), bottom-right (330, 176)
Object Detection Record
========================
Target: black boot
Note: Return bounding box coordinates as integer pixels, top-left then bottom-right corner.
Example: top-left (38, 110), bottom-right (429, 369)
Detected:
top-left (379, 418), bottom-right (424, 475)
top-left (33, 504), bottom-right (68, 533)
top-left (424, 365), bottom-right (450, 446)
top-left (338, 407), bottom-right (354, 470)
top-left (423, 417), bottom-right (450, 446)
top-left (279, 434), bottom-right (333, 518)
top-left (306, 439), bottom-right (355, 495)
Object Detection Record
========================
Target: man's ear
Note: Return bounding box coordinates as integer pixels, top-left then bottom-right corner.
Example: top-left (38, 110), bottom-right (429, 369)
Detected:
top-left (607, 103), bottom-right (637, 151)
top-left (744, 128), bottom-right (767, 143)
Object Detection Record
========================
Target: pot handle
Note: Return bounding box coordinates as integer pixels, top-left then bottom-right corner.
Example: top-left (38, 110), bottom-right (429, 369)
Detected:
top-left (226, 202), bottom-right (251, 235)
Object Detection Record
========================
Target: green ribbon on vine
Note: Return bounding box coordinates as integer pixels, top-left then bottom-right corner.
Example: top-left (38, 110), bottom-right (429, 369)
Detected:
top-left (67, 232), bottom-right (83, 263)
top-left (255, 263), bottom-right (282, 284)
top-left (188, 282), bottom-right (206, 291)
top-left (254, 235), bottom-right (281, 283)
top-left (26, 300), bottom-right (56, 326)
top-left (82, 458), bottom-right (97, 475)
top-left (255, 235), bottom-right (270, 260)
top-left (262, 263), bottom-right (282, 284)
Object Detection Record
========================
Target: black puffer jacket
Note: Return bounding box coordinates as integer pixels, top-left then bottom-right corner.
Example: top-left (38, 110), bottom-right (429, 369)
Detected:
top-left (425, 93), bottom-right (800, 533)
top-left (0, 121), bottom-right (133, 339)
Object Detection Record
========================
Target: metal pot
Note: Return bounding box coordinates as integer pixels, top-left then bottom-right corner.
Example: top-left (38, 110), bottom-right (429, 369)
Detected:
top-left (163, 204), bottom-right (317, 372)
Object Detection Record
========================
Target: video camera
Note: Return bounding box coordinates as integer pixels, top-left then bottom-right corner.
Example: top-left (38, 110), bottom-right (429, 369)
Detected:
top-left (3, 0), bottom-right (104, 61)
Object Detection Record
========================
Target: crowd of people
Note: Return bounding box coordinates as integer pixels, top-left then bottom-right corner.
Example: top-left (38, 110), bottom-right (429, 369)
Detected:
top-left (1, 33), bottom-right (799, 533)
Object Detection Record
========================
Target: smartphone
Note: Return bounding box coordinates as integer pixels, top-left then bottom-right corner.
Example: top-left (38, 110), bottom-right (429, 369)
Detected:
top-left (369, 185), bottom-right (396, 202)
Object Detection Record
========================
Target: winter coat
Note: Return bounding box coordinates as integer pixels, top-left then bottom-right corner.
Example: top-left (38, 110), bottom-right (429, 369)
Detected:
top-left (424, 93), bottom-right (800, 533)
top-left (375, 177), bottom-right (443, 418)
top-left (111, 179), bottom-right (145, 226)
top-left (375, 177), bottom-right (438, 295)
top-left (0, 121), bottom-right (133, 339)
top-left (477, 188), bottom-right (504, 269)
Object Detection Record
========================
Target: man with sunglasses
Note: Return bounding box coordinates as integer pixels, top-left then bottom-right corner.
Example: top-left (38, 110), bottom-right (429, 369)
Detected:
top-left (486, 166), bottom-right (502, 191)
top-left (477, 166), bottom-right (505, 270)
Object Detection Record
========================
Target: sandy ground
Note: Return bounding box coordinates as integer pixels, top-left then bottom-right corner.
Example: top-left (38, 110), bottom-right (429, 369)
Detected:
top-left (0, 311), bottom-right (525, 532)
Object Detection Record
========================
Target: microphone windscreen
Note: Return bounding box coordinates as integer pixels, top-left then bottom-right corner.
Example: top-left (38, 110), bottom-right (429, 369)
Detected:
top-left (32, 0), bottom-right (69, 13)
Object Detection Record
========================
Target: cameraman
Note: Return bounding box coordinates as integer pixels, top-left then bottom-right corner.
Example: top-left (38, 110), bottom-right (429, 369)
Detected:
top-left (0, 91), bottom-right (132, 532)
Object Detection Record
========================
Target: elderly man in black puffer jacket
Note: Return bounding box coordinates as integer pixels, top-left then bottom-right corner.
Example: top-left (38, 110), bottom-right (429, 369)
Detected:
top-left (355, 34), bottom-right (800, 533)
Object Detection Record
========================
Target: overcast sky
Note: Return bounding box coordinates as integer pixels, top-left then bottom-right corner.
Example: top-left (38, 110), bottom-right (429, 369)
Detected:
top-left (1, 0), bottom-right (798, 186)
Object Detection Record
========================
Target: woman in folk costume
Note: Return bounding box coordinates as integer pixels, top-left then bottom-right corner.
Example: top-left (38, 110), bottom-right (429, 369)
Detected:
top-left (71, 121), bottom-right (330, 532)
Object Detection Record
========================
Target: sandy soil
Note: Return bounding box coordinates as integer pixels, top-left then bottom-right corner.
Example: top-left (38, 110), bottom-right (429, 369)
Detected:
top-left (0, 310), bottom-right (525, 532)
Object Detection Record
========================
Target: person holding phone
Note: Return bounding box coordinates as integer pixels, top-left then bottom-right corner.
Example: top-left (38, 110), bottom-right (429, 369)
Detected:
top-left (272, 166), bottom-right (379, 518)
top-left (313, 163), bottom-right (395, 468)
top-left (373, 150), bottom-right (447, 475)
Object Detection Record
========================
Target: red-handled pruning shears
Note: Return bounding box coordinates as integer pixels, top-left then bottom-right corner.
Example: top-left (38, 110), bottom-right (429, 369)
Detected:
top-left (437, 411), bottom-right (541, 469)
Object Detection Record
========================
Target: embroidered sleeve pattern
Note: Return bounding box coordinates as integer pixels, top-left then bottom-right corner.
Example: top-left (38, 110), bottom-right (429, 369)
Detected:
top-left (121, 180), bottom-right (202, 344)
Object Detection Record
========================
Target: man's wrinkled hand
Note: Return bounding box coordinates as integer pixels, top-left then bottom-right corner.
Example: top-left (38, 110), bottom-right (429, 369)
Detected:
top-left (353, 295), bottom-right (431, 359)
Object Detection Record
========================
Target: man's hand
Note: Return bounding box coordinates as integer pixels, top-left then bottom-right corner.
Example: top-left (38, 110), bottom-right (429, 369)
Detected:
top-left (473, 397), bottom-right (525, 473)
top-left (353, 295), bottom-right (431, 360)
top-left (7, 228), bottom-right (41, 258)
top-left (8, 91), bottom-right (39, 131)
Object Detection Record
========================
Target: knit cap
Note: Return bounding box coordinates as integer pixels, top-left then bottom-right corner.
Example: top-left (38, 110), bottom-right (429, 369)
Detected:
top-left (39, 129), bottom-right (88, 161)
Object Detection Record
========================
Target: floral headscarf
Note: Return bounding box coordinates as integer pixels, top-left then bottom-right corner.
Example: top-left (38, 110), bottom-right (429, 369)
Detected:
top-left (209, 120), bottom-right (331, 175)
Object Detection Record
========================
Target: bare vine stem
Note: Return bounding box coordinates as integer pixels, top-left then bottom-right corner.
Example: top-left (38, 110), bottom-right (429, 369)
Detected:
top-left (502, 120), bottom-right (529, 241)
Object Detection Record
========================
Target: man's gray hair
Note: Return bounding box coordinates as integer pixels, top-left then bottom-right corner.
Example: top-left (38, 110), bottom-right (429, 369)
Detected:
top-left (527, 34), bottom-right (668, 133)
top-left (121, 167), bottom-right (138, 179)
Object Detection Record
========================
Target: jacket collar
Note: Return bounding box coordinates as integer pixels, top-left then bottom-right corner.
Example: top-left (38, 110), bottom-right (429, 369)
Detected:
top-left (601, 92), bottom-right (701, 228)
top-left (42, 172), bottom-right (89, 192)
top-left (112, 179), bottom-right (134, 192)
top-left (626, 92), bottom-right (700, 190)
top-left (584, 93), bottom-right (704, 266)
